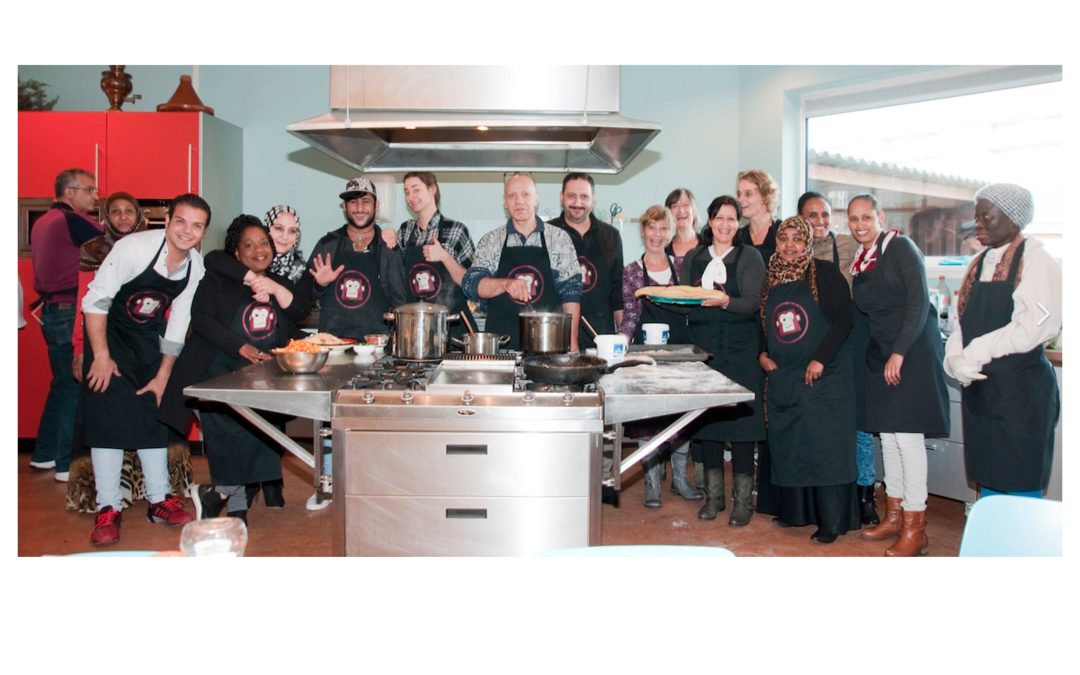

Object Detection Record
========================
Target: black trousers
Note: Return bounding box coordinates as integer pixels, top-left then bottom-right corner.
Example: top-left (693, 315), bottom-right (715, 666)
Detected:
top-left (701, 440), bottom-right (754, 474)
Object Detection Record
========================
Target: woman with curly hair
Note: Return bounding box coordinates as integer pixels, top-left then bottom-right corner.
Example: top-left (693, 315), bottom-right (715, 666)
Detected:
top-left (733, 169), bottom-right (782, 262)
top-left (758, 216), bottom-right (860, 544)
top-left (159, 215), bottom-right (309, 524)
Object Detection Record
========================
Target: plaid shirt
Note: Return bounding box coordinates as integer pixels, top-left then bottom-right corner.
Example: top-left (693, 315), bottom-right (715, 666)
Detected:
top-left (399, 211), bottom-right (476, 268)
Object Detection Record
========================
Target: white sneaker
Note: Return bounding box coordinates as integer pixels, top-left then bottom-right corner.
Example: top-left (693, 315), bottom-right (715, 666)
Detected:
top-left (305, 492), bottom-right (332, 511)
top-left (29, 460), bottom-right (56, 470)
top-left (54, 472), bottom-right (69, 482)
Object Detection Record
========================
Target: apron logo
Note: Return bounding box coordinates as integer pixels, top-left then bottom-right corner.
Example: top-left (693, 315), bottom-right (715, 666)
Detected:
top-left (125, 290), bottom-right (169, 324)
top-left (409, 262), bottom-right (442, 299)
top-left (578, 256), bottom-right (598, 293)
top-left (772, 301), bottom-right (810, 345)
top-left (508, 265), bottom-right (544, 305)
top-left (335, 271), bottom-right (372, 309)
top-left (243, 302), bottom-right (278, 341)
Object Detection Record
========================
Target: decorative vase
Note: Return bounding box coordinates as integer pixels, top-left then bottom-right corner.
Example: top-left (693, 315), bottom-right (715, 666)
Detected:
top-left (157, 75), bottom-right (214, 115)
top-left (100, 65), bottom-right (141, 112)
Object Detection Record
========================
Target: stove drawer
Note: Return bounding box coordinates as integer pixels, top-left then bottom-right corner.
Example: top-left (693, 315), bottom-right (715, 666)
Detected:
top-left (343, 431), bottom-right (595, 497)
top-left (345, 495), bottom-right (592, 556)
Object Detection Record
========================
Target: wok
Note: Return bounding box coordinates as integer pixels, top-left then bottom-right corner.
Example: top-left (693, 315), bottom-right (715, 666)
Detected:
top-left (522, 353), bottom-right (653, 386)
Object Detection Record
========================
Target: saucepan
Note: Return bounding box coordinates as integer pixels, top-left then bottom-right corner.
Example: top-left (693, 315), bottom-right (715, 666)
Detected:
top-left (450, 332), bottom-right (511, 355)
top-left (519, 312), bottom-right (571, 355)
top-left (522, 353), bottom-right (654, 386)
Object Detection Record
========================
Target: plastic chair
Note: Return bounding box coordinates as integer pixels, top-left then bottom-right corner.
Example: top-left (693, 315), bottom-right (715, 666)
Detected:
top-left (534, 545), bottom-right (735, 557)
top-left (958, 495), bottom-right (1062, 557)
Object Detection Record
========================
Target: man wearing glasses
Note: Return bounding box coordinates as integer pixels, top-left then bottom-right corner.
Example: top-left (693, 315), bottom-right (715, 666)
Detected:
top-left (28, 168), bottom-right (103, 483)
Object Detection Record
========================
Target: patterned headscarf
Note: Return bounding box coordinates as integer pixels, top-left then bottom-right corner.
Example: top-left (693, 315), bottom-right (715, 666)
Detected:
top-left (975, 183), bottom-right (1034, 230)
top-left (79, 192), bottom-right (148, 272)
top-left (264, 205), bottom-right (306, 281)
top-left (760, 216), bottom-right (818, 333)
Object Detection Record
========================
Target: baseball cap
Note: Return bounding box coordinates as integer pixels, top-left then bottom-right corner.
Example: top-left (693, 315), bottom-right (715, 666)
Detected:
top-left (339, 176), bottom-right (378, 201)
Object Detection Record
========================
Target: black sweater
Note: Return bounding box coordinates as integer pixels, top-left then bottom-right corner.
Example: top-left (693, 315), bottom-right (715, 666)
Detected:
top-left (758, 259), bottom-right (853, 366)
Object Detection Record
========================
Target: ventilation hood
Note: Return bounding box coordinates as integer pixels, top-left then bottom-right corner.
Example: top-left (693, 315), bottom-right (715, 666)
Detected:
top-left (285, 66), bottom-right (661, 174)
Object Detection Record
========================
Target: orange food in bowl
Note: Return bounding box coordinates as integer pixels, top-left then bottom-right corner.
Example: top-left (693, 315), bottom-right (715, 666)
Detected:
top-left (272, 339), bottom-right (326, 354)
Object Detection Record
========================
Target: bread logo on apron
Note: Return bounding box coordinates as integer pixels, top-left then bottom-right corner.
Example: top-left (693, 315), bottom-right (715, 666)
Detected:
top-left (125, 290), bottom-right (169, 324)
top-left (335, 271), bottom-right (372, 309)
top-left (243, 301), bottom-right (278, 341)
top-left (772, 301), bottom-right (810, 345)
top-left (508, 264), bottom-right (544, 305)
top-left (578, 256), bottom-right (597, 293)
top-left (408, 262), bottom-right (442, 299)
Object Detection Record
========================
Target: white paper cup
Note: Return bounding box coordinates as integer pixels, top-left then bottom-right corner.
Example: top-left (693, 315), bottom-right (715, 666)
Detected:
top-left (594, 334), bottom-right (628, 364)
top-left (642, 323), bottom-right (670, 345)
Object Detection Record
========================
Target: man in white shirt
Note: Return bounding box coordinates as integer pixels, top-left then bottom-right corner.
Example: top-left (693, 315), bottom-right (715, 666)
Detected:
top-left (81, 194), bottom-right (210, 545)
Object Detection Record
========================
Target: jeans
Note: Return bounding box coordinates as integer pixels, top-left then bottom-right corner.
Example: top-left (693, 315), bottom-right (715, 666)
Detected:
top-left (879, 432), bottom-right (928, 512)
top-left (34, 304), bottom-right (77, 472)
top-left (855, 430), bottom-right (876, 487)
top-left (92, 447), bottom-right (169, 511)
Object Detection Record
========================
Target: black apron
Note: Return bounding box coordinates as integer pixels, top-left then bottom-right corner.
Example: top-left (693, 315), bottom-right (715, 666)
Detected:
top-left (574, 229), bottom-right (614, 350)
top-left (632, 254), bottom-right (688, 345)
top-left (960, 241), bottom-right (1058, 492)
top-left (319, 236), bottom-right (391, 341)
top-left (200, 292), bottom-right (285, 486)
top-left (82, 239), bottom-right (190, 449)
top-left (851, 233), bottom-right (949, 435)
top-left (685, 246), bottom-right (765, 443)
top-left (484, 224), bottom-right (562, 351)
top-left (402, 224), bottom-right (476, 345)
top-left (763, 275), bottom-right (857, 487)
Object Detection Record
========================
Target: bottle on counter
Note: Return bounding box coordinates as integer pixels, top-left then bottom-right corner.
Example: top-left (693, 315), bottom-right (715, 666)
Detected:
top-left (947, 290), bottom-right (959, 334)
top-left (936, 276), bottom-right (952, 334)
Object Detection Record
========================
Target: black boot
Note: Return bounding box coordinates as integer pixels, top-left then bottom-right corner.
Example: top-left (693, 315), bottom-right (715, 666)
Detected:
top-left (643, 453), bottom-right (663, 508)
top-left (601, 485), bottom-right (620, 507)
top-left (697, 468), bottom-right (726, 520)
top-left (262, 479), bottom-right (285, 509)
top-left (729, 472), bottom-right (753, 527)
top-left (670, 448), bottom-right (703, 500)
top-left (858, 484), bottom-right (880, 525)
top-left (693, 461), bottom-right (706, 491)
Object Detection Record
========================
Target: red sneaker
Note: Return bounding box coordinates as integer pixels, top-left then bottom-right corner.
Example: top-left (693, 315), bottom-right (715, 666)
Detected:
top-left (147, 496), bottom-right (194, 526)
top-left (91, 507), bottom-right (122, 546)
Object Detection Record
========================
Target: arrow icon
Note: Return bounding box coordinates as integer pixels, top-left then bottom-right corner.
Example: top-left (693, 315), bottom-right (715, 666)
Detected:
top-left (1037, 302), bottom-right (1051, 326)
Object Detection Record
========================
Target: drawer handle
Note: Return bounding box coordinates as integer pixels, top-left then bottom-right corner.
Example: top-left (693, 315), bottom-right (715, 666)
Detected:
top-left (446, 444), bottom-right (487, 455)
top-left (446, 508), bottom-right (487, 519)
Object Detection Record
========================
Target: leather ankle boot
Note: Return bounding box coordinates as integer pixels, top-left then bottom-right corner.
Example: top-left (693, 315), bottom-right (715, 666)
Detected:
top-left (728, 472), bottom-right (753, 527)
top-left (697, 467), bottom-right (726, 520)
top-left (693, 461), bottom-right (706, 490)
top-left (671, 449), bottom-right (703, 500)
top-left (861, 496), bottom-right (902, 540)
top-left (885, 509), bottom-right (929, 556)
top-left (858, 485), bottom-right (880, 525)
top-left (643, 455), bottom-right (663, 508)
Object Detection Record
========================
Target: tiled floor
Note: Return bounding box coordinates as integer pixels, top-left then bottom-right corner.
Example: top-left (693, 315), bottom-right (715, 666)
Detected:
top-left (17, 453), bottom-right (966, 557)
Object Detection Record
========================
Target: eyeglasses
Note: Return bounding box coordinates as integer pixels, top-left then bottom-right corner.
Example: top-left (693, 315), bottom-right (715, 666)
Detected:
top-left (70, 186), bottom-right (99, 195)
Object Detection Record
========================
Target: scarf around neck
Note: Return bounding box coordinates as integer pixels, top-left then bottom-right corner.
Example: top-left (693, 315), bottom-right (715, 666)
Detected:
top-left (957, 232), bottom-right (1024, 319)
top-left (79, 194), bottom-right (148, 272)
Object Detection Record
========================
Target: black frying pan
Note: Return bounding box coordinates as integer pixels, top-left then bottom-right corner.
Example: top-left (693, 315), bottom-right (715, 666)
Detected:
top-left (522, 353), bottom-right (652, 386)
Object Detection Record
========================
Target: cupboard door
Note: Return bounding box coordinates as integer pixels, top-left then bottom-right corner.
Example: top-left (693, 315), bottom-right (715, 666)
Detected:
top-left (18, 259), bottom-right (49, 437)
top-left (18, 112), bottom-right (107, 198)
top-left (106, 113), bottom-right (200, 197)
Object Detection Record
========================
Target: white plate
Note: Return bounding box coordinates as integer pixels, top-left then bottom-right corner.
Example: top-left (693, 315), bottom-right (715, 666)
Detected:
top-left (322, 342), bottom-right (357, 355)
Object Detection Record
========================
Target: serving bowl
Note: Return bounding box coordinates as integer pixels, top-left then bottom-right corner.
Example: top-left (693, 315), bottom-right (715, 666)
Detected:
top-left (353, 343), bottom-right (376, 355)
top-left (274, 351), bottom-right (328, 374)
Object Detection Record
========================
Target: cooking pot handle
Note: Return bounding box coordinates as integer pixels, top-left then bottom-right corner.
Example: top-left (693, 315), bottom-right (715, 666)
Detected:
top-left (498, 334), bottom-right (511, 345)
top-left (447, 313), bottom-right (460, 323)
top-left (450, 336), bottom-right (465, 346)
top-left (383, 313), bottom-right (395, 321)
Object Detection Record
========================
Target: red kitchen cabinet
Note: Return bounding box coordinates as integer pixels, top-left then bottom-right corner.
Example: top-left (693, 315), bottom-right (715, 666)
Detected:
top-left (106, 113), bottom-right (200, 197)
top-left (18, 112), bottom-right (107, 198)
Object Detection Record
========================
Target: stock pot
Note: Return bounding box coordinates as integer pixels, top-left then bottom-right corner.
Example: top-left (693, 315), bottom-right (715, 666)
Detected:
top-left (384, 302), bottom-right (459, 361)
top-left (519, 312), bottom-right (571, 355)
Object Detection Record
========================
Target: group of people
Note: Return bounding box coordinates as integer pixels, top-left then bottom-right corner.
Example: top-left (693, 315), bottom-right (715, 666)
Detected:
top-left (28, 164), bottom-right (1060, 555)
top-left (616, 172), bottom-right (1060, 555)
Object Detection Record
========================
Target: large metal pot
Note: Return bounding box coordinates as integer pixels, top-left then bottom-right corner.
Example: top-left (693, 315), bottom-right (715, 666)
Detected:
top-left (384, 302), bottom-right (459, 361)
top-left (450, 332), bottom-right (511, 355)
top-left (519, 312), bottom-right (571, 355)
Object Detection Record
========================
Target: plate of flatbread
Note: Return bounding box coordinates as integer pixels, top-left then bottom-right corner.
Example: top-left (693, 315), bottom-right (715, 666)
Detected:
top-left (634, 285), bottom-right (725, 305)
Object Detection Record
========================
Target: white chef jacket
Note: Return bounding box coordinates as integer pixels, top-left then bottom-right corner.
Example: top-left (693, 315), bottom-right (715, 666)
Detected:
top-left (15, 271), bottom-right (26, 328)
top-left (82, 229), bottom-right (205, 356)
top-left (943, 234), bottom-right (1061, 378)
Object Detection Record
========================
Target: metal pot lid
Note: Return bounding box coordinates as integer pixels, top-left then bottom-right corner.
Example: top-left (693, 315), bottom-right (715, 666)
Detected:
top-left (393, 302), bottom-right (450, 314)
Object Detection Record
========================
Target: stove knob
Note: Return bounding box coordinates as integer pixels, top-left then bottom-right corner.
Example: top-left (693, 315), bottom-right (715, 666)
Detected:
top-left (462, 390), bottom-right (474, 405)
top-left (562, 391), bottom-right (575, 406)
top-left (522, 391), bottom-right (536, 405)
top-left (362, 390), bottom-right (375, 404)
top-left (401, 390), bottom-right (414, 405)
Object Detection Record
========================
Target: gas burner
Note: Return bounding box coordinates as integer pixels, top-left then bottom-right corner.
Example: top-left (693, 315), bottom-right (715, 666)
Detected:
top-left (350, 355), bottom-right (437, 391)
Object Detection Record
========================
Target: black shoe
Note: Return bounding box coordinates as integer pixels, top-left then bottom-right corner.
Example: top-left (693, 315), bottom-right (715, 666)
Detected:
top-left (227, 510), bottom-right (248, 526)
top-left (190, 484), bottom-right (226, 520)
top-left (858, 485), bottom-right (880, 525)
top-left (601, 485), bottom-right (619, 507)
top-left (262, 480), bottom-right (285, 509)
top-left (810, 529), bottom-right (837, 544)
top-left (245, 484), bottom-right (260, 509)
top-left (772, 517), bottom-right (791, 529)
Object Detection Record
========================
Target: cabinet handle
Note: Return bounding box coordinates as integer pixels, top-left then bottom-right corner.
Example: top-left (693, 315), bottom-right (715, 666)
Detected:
top-left (94, 143), bottom-right (99, 190)
top-left (187, 144), bottom-right (192, 193)
top-left (446, 508), bottom-right (487, 519)
top-left (446, 444), bottom-right (487, 455)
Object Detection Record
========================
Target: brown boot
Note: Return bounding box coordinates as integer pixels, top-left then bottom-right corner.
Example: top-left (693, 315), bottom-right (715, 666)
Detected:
top-left (861, 496), bottom-right (902, 540)
top-left (885, 509), bottom-right (929, 557)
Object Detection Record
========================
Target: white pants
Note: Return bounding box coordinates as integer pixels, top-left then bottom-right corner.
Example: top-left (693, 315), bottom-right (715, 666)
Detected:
top-left (879, 432), bottom-right (927, 512)
top-left (92, 447), bottom-right (169, 511)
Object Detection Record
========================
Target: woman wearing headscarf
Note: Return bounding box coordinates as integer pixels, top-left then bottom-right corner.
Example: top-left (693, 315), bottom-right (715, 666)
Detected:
top-left (265, 204), bottom-right (307, 283)
top-left (681, 196), bottom-right (767, 525)
top-left (758, 216), bottom-right (860, 544)
top-left (943, 184), bottom-right (1061, 499)
top-left (848, 194), bottom-right (949, 556)
top-left (160, 215), bottom-right (308, 524)
top-left (66, 192), bottom-right (192, 513)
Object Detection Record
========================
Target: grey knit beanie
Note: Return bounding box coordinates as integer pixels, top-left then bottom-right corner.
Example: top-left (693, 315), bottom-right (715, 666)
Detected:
top-left (974, 183), bottom-right (1034, 230)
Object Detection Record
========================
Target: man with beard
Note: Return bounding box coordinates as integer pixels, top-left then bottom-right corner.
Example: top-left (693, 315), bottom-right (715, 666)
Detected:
top-left (546, 173), bottom-right (623, 350)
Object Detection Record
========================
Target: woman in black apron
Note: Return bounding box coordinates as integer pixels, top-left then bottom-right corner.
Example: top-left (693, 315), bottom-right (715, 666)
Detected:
top-left (161, 216), bottom-right (306, 524)
top-left (944, 183), bottom-right (1060, 498)
top-left (848, 194), bottom-right (949, 557)
top-left (618, 205), bottom-right (699, 506)
top-left (682, 196), bottom-right (767, 526)
top-left (384, 172), bottom-right (477, 344)
top-left (758, 217), bottom-right (860, 544)
top-left (484, 222), bottom-right (563, 351)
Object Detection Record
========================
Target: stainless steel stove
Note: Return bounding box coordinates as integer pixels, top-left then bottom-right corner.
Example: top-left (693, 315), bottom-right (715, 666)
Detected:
top-left (331, 352), bottom-right (604, 556)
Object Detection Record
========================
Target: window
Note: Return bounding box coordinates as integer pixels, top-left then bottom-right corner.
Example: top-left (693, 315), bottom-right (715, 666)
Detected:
top-left (804, 77), bottom-right (1062, 260)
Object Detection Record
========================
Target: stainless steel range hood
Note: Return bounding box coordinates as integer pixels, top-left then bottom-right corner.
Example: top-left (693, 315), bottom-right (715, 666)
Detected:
top-left (285, 66), bottom-right (661, 174)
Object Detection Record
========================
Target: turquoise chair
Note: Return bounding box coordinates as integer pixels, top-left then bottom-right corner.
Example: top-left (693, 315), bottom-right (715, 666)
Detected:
top-left (535, 545), bottom-right (735, 557)
top-left (958, 495), bottom-right (1062, 557)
